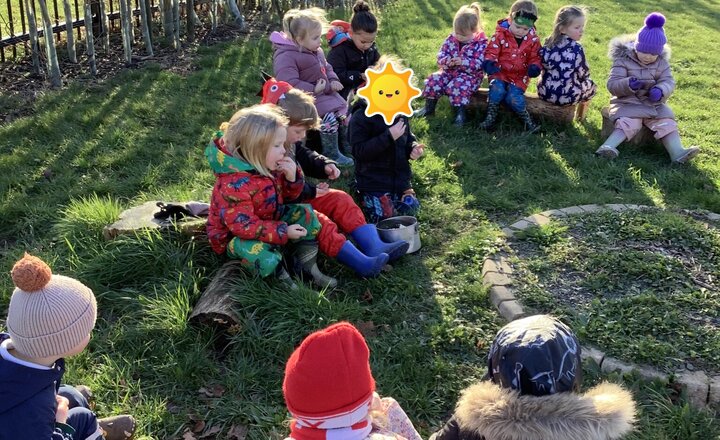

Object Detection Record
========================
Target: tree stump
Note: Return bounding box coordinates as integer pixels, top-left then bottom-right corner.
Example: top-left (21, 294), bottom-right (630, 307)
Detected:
top-left (600, 106), bottom-right (660, 147)
top-left (469, 88), bottom-right (578, 123)
top-left (189, 260), bottom-right (243, 333)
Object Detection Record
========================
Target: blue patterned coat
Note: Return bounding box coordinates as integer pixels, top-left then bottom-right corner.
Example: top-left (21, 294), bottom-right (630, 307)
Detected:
top-left (537, 35), bottom-right (596, 105)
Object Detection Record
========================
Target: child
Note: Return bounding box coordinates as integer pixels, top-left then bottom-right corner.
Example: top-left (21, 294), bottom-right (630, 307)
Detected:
top-left (595, 13), bottom-right (700, 163)
top-left (0, 254), bottom-right (136, 440)
top-left (205, 104), bottom-right (336, 288)
top-left (537, 6), bottom-right (596, 118)
top-left (326, 0), bottom-right (380, 101)
top-left (349, 56), bottom-right (426, 223)
top-left (479, 0), bottom-right (542, 133)
top-left (283, 322), bottom-right (422, 440)
top-left (271, 7), bottom-right (354, 167)
top-left (429, 315), bottom-right (637, 440)
top-left (267, 83), bottom-right (410, 270)
top-left (415, 3), bottom-right (488, 126)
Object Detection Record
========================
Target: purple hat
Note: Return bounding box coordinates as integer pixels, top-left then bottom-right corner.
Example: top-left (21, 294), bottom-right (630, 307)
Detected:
top-left (636, 12), bottom-right (667, 55)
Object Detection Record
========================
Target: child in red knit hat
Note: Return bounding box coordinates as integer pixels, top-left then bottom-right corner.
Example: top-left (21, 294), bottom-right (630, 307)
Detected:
top-left (282, 322), bottom-right (422, 440)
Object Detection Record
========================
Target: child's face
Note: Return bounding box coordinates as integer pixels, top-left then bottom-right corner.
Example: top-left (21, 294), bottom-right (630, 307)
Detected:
top-left (286, 125), bottom-right (308, 145)
top-left (453, 28), bottom-right (475, 43)
top-left (297, 27), bottom-right (323, 52)
top-left (265, 126), bottom-right (289, 171)
top-left (508, 19), bottom-right (531, 39)
top-left (351, 30), bottom-right (377, 52)
top-left (636, 50), bottom-right (659, 65)
top-left (561, 16), bottom-right (585, 41)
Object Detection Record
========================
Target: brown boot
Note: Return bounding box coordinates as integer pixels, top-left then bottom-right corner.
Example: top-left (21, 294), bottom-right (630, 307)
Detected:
top-left (99, 415), bottom-right (136, 440)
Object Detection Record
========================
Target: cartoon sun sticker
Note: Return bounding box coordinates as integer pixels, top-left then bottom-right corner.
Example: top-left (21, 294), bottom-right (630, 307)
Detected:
top-left (357, 62), bottom-right (422, 125)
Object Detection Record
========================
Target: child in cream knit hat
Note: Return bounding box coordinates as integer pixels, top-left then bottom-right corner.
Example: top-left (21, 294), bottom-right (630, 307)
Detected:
top-left (0, 254), bottom-right (135, 440)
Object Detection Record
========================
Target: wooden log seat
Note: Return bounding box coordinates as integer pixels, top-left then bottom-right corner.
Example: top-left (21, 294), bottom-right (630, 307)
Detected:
top-left (600, 106), bottom-right (660, 146)
top-left (469, 87), bottom-right (588, 123)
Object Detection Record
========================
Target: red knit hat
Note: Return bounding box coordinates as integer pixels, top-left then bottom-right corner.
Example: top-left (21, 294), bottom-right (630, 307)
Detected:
top-left (283, 322), bottom-right (376, 423)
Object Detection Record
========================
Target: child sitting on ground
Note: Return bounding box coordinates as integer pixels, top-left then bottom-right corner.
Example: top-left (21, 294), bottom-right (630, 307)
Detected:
top-left (479, 0), bottom-right (542, 133)
top-left (415, 2), bottom-right (488, 126)
top-left (349, 56), bottom-right (426, 223)
top-left (429, 315), bottom-right (637, 440)
top-left (271, 7), bottom-right (354, 167)
top-left (283, 322), bottom-right (422, 440)
top-left (537, 5), bottom-right (596, 119)
top-left (0, 254), bottom-right (136, 440)
top-left (327, 0), bottom-right (380, 101)
top-left (595, 12), bottom-right (700, 163)
top-left (205, 104), bottom-right (336, 288)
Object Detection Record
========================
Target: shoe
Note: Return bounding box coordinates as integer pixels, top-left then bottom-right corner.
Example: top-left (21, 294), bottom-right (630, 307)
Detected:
top-left (478, 103), bottom-right (499, 130)
top-left (453, 105), bottom-right (468, 126)
top-left (99, 415), bottom-right (136, 440)
top-left (319, 131), bottom-right (354, 167)
top-left (595, 145), bottom-right (619, 159)
top-left (350, 224), bottom-right (409, 262)
top-left (275, 265), bottom-right (298, 290)
top-left (517, 110), bottom-right (541, 133)
top-left (414, 98), bottom-right (437, 118)
top-left (290, 240), bottom-right (338, 289)
top-left (336, 241), bottom-right (388, 278)
top-left (337, 124), bottom-right (353, 157)
top-left (672, 146), bottom-right (700, 164)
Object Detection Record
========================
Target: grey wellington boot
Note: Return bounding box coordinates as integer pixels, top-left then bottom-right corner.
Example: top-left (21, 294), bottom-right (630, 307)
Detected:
top-left (478, 103), bottom-right (500, 130)
top-left (662, 131), bottom-right (700, 164)
top-left (414, 98), bottom-right (437, 117)
top-left (517, 110), bottom-right (541, 133)
top-left (290, 240), bottom-right (338, 289)
top-left (320, 131), bottom-right (354, 167)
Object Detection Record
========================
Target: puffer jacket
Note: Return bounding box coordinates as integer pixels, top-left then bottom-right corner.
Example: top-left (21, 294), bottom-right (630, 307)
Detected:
top-left (327, 38), bottom-right (380, 100)
top-left (483, 19), bottom-right (541, 91)
top-left (430, 381), bottom-right (636, 440)
top-left (205, 133), bottom-right (305, 254)
top-left (606, 35), bottom-right (675, 121)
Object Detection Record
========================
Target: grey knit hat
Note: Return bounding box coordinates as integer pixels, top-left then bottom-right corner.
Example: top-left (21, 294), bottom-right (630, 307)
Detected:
top-left (6, 254), bottom-right (97, 359)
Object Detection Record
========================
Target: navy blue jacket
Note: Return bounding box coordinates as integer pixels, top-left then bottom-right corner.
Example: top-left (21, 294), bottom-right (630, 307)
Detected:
top-left (327, 39), bottom-right (380, 100)
top-left (0, 333), bottom-right (73, 440)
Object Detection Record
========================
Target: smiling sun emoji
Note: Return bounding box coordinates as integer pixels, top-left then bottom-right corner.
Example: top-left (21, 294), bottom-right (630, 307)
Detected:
top-left (357, 61), bottom-right (421, 125)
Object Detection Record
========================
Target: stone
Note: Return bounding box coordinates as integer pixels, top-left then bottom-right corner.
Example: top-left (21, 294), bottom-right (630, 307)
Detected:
top-left (489, 285), bottom-right (516, 308)
top-left (558, 206), bottom-right (585, 215)
top-left (706, 212), bottom-right (720, 221)
top-left (634, 364), bottom-right (669, 382)
top-left (540, 209), bottom-right (567, 218)
top-left (709, 376), bottom-right (720, 405)
top-left (601, 356), bottom-right (635, 375)
top-left (580, 345), bottom-right (605, 367)
top-left (676, 370), bottom-right (710, 408)
top-left (497, 300), bottom-right (525, 321)
top-left (524, 214), bottom-right (551, 226)
top-left (482, 271), bottom-right (513, 287)
top-left (578, 204), bottom-right (604, 213)
top-left (604, 204), bottom-right (627, 212)
top-left (103, 201), bottom-right (206, 240)
top-left (623, 204), bottom-right (644, 211)
top-left (481, 258), bottom-right (499, 276)
top-left (501, 227), bottom-right (515, 238)
top-left (509, 219), bottom-right (532, 230)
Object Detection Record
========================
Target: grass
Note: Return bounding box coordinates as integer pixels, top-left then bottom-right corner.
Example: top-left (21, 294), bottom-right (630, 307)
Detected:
top-left (1, 0), bottom-right (719, 438)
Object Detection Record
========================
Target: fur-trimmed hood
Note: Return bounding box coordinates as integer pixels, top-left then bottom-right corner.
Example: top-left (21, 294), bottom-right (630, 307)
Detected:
top-left (454, 381), bottom-right (636, 440)
top-left (608, 34), bottom-right (671, 63)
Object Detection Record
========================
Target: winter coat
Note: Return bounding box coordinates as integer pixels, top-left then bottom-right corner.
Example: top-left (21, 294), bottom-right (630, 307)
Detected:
top-left (430, 381), bottom-right (636, 440)
top-left (606, 35), bottom-right (675, 121)
top-left (484, 19), bottom-right (542, 91)
top-left (286, 141), bottom-right (334, 203)
top-left (538, 35), bottom-right (596, 105)
top-left (327, 38), bottom-right (380, 99)
top-left (436, 32), bottom-right (488, 77)
top-left (0, 333), bottom-right (74, 440)
top-left (205, 134), bottom-right (305, 255)
top-left (349, 100), bottom-right (417, 195)
top-left (271, 31), bottom-right (348, 116)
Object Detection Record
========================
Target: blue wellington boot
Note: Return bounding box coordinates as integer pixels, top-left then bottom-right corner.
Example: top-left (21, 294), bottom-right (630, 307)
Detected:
top-left (336, 241), bottom-right (389, 278)
top-left (351, 224), bottom-right (409, 262)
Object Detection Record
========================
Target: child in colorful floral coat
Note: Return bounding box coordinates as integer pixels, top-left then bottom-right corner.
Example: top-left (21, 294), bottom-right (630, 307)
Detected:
top-left (415, 3), bottom-right (487, 126)
top-left (479, 0), bottom-right (542, 132)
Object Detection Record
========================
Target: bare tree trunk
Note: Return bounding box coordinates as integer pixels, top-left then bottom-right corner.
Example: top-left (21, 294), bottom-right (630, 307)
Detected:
top-left (24, 0), bottom-right (41, 74)
top-left (138, 0), bottom-right (154, 54)
top-left (162, 0), bottom-right (174, 40)
top-left (124, 0), bottom-right (135, 41)
top-left (84, 0), bottom-right (97, 75)
top-left (118, 0), bottom-right (133, 63)
top-left (172, 0), bottom-right (180, 48)
top-left (210, 0), bottom-right (217, 31)
top-left (226, 0), bottom-right (245, 29)
top-left (98, 0), bottom-right (110, 53)
top-left (37, 0), bottom-right (62, 87)
top-left (62, 0), bottom-right (77, 62)
top-left (185, 0), bottom-right (195, 42)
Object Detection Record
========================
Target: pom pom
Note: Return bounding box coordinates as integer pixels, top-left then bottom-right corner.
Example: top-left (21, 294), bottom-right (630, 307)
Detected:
top-left (645, 12), bottom-right (665, 29)
top-left (11, 253), bottom-right (52, 292)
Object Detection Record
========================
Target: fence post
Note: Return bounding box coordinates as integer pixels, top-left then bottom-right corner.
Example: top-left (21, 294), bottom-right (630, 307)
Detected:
top-left (24, 0), bottom-right (41, 73)
top-left (63, 0), bottom-right (77, 62)
top-left (37, 0), bottom-right (62, 87)
top-left (84, 0), bottom-right (97, 74)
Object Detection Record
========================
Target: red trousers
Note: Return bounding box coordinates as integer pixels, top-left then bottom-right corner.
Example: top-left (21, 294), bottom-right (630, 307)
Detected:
top-left (312, 189), bottom-right (366, 257)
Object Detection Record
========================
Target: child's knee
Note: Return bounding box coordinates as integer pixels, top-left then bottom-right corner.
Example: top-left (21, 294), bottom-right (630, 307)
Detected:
top-left (647, 118), bottom-right (678, 139)
top-left (227, 238), bottom-right (281, 277)
top-left (488, 80), bottom-right (508, 102)
top-left (614, 117), bottom-right (643, 140)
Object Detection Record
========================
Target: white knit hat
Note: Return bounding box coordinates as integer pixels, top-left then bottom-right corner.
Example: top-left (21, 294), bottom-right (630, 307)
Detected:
top-left (6, 254), bottom-right (97, 359)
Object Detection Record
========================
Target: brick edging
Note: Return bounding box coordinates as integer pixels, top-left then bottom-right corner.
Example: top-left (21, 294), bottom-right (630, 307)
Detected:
top-left (484, 203), bottom-right (720, 408)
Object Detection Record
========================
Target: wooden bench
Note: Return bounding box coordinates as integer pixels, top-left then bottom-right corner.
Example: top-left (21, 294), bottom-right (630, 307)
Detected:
top-left (469, 87), bottom-right (589, 123)
top-left (600, 107), bottom-right (660, 146)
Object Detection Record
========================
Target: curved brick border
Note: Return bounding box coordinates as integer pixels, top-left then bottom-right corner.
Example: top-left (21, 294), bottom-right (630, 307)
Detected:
top-left (483, 203), bottom-right (720, 408)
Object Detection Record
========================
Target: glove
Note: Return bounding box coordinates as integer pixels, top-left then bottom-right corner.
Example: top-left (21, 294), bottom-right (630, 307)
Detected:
top-left (648, 86), bottom-right (663, 102)
top-left (629, 77), bottom-right (642, 91)
top-left (527, 64), bottom-right (541, 78)
top-left (482, 60), bottom-right (500, 75)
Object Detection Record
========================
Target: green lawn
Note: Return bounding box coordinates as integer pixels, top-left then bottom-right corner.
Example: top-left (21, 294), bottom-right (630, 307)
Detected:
top-left (1, 0), bottom-right (719, 438)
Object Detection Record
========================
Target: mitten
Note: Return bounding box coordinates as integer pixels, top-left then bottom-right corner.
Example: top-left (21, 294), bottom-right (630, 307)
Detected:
top-left (527, 64), bottom-right (541, 78)
top-left (648, 86), bottom-right (663, 102)
top-left (482, 60), bottom-right (500, 75)
top-left (629, 77), bottom-right (642, 91)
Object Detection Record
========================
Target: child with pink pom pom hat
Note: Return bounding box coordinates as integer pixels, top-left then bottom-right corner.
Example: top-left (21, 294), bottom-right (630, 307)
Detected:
top-left (595, 12), bottom-right (701, 164)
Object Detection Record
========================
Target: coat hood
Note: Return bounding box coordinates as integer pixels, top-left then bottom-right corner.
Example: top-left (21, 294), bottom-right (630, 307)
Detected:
top-left (205, 136), bottom-right (255, 175)
top-left (608, 34), bottom-right (671, 63)
top-left (271, 31), bottom-right (315, 55)
top-left (454, 381), bottom-right (636, 440)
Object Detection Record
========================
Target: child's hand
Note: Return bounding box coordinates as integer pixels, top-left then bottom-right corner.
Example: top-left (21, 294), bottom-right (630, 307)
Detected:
top-left (410, 143), bottom-right (425, 160)
top-left (315, 79), bottom-right (327, 94)
top-left (450, 57), bottom-right (463, 67)
top-left (648, 86), bottom-right (663, 102)
top-left (360, 72), bottom-right (367, 81)
top-left (482, 60), bottom-right (500, 75)
top-left (315, 182), bottom-right (330, 197)
top-left (287, 224), bottom-right (307, 239)
top-left (325, 164), bottom-right (341, 179)
top-left (276, 156), bottom-right (297, 182)
top-left (527, 64), bottom-right (541, 78)
top-left (55, 395), bottom-right (70, 424)
top-left (389, 119), bottom-right (406, 140)
top-left (628, 77), bottom-right (642, 91)
top-left (330, 81), bottom-right (344, 92)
